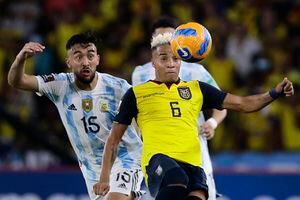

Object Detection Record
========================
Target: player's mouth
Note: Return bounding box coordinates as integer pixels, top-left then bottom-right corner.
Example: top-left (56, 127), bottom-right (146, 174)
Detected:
top-left (166, 71), bottom-right (177, 74)
top-left (81, 68), bottom-right (91, 76)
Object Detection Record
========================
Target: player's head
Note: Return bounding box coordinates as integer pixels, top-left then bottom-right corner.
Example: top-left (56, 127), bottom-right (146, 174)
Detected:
top-left (151, 16), bottom-right (179, 37)
top-left (151, 32), bottom-right (181, 83)
top-left (66, 31), bottom-right (100, 84)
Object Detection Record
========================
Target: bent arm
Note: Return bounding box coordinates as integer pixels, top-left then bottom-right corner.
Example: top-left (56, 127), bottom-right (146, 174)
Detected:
top-left (100, 123), bottom-right (128, 183)
top-left (222, 77), bottom-right (294, 113)
top-left (8, 42), bottom-right (44, 91)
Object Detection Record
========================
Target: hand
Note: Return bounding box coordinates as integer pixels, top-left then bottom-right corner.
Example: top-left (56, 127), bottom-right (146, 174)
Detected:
top-left (199, 122), bottom-right (215, 140)
top-left (275, 77), bottom-right (294, 97)
top-left (16, 42), bottom-right (45, 61)
top-left (93, 181), bottom-right (110, 196)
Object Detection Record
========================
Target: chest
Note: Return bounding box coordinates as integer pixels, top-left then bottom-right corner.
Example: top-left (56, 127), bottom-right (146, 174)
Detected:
top-left (136, 83), bottom-right (202, 118)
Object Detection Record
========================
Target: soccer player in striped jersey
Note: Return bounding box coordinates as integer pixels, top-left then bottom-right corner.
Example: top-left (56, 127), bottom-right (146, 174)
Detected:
top-left (94, 33), bottom-right (293, 200)
top-left (131, 16), bottom-right (227, 200)
top-left (8, 32), bottom-right (144, 200)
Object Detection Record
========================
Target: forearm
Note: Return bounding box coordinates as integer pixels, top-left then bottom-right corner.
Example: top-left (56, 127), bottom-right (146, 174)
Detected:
top-left (99, 123), bottom-right (128, 183)
top-left (211, 109), bottom-right (227, 124)
top-left (100, 135), bottom-right (118, 183)
top-left (224, 92), bottom-right (274, 113)
top-left (8, 55), bottom-right (27, 88)
top-left (241, 92), bottom-right (274, 112)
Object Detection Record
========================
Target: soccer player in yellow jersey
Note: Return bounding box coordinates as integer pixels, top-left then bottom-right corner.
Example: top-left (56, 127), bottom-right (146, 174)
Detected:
top-left (94, 33), bottom-right (294, 200)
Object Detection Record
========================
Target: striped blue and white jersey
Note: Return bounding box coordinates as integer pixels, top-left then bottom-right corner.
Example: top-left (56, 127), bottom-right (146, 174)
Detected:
top-left (132, 62), bottom-right (218, 175)
top-left (37, 72), bottom-right (142, 182)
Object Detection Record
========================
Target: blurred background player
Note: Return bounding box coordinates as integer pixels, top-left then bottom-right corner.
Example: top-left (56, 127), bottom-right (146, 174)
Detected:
top-left (131, 16), bottom-right (227, 200)
top-left (7, 31), bottom-right (144, 200)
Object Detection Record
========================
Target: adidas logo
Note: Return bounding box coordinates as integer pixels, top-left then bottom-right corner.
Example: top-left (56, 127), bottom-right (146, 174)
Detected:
top-left (117, 183), bottom-right (127, 189)
top-left (67, 104), bottom-right (77, 111)
top-left (132, 190), bottom-right (146, 198)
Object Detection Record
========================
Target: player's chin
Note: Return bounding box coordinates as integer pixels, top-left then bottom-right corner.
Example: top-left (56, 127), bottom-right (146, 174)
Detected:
top-left (78, 74), bottom-right (94, 84)
top-left (166, 73), bottom-right (179, 82)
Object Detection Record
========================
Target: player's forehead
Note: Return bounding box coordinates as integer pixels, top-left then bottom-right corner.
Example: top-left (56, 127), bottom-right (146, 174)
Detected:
top-left (68, 43), bottom-right (97, 55)
top-left (153, 27), bottom-right (175, 36)
top-left (153, 44), bottom-right (173, 56)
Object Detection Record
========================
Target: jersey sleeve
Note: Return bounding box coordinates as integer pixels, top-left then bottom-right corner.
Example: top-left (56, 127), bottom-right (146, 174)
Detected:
top-left (114, 88), bottom-right (138, 125)
top-left (36, 73), bottom-right (66, 103)
top-left (119, 79), bottom-right (132, 96)
top-left (199, 81), bottom-right (227, 110)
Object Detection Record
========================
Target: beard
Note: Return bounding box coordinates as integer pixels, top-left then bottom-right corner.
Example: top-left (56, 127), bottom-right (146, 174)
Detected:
top-left (75, 71), bottom-right (96, 84)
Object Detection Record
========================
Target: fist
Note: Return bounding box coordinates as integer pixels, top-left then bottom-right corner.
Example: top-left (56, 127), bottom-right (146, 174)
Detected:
top-left (93, 182), bottom-right (110, 196)
top-left (276, 77), bottom-right (294, 97)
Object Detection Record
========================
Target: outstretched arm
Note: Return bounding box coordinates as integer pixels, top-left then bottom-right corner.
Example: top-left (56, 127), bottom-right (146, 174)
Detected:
top-left (93, 123), bottom-right (128, 196)
top-left (223, 77), bottom-right (294, 112)
top-left (8, 42), bottom-right (45, 91)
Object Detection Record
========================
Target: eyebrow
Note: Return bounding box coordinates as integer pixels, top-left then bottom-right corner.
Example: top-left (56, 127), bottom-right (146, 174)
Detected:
top-left (73, 49), bottom-right (96, 55)
top-left (159, 53), bottom-right (168, 56)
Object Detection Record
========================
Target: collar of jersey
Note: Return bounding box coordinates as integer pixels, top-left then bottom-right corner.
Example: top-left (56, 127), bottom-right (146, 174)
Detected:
top-left (149, 78), bottom-right (181, 88)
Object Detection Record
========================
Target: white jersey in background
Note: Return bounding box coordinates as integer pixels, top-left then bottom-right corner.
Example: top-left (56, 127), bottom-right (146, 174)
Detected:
top-left (37, 72), bottom-right (143, 199)
top-left (132, 62), bottom-right (219, 200)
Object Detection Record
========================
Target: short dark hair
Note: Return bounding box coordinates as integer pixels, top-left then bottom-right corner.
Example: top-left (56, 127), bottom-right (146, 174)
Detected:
top-left (151, 16), bottom-right (179, 35)
top-left (66, 31), bottom-right (97, 50)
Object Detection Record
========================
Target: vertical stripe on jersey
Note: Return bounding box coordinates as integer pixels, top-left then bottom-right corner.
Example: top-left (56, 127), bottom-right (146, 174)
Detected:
top-left (82, 94), bottom-right (103, 165)
top-left (103, 85), bottom-right (116, 132)
top-left (63, 86), bottom-right (96, 179)
top-left (105, 85), bottom-right (134, 168)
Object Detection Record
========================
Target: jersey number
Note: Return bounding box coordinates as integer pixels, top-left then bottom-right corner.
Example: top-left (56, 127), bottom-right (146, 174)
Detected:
top-left (116, 171), bottom-right (131, 183)
top-left (81, 116), bottom-right (100, 133)
top-left (170, 102), bottom-right (181, 117)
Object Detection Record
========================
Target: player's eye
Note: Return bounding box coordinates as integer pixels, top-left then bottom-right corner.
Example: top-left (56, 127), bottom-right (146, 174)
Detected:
top-left (173, 56), bottom-right (179, 62)
top-left (75, 55), bottom-right (82, 61)
top-left (88, 54), bottom-right (95, 60)
top-left (160, 56), bottom-right (168, 61)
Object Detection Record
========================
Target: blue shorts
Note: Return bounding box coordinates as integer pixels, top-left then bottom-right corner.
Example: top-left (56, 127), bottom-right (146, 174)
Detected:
top-left (146, 154), bottom-right (208, 198)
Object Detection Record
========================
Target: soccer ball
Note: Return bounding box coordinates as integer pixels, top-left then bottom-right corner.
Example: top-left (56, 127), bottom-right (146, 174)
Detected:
top-left (170, 22), bottom-right (212, 62)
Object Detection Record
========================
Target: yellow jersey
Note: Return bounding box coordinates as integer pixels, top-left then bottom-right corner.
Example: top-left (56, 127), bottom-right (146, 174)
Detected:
top-left (134, 80), bottom-right (203, 172)
top-left (115, 79), bottom-right (226, 177)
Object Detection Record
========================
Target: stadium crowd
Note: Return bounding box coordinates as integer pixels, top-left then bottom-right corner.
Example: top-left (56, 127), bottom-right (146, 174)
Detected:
top-left (0, 0), bottom-right (299, 169)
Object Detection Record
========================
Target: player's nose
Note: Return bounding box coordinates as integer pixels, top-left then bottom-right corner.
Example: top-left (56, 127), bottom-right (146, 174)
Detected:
top-left (82, 56), bottom-right (90, 66)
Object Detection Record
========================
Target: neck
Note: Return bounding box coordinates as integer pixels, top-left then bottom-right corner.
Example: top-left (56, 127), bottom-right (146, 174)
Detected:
top-left (75, 73), bottom-right (98, 91)
top-left (154, 78), bottom-right (180, 84)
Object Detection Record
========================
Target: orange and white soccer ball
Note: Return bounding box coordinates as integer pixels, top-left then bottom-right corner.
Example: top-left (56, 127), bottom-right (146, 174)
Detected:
top-left (171, 22), bottom-right (212, 62)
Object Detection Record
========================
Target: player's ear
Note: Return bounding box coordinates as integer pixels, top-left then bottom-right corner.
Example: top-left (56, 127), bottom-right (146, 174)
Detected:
top-left (66, 58), bottom-right (71, 69)
top-left (97, 54), bottom-right (100, 65)
top-left (151, 58), bottom-right (157, 70)
top-left (151, 51), bottom-right (157, 70)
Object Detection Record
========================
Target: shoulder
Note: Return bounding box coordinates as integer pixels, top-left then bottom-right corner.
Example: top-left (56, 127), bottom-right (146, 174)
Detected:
top-left (38, 73), bottom-right (72, 88)
top-left (100, 73), bottom-right (129, 84)
top-left (133, 62), bottom-right (152, 72)
top-left (39, 72), bottom-right (70, 82)
top-left (181, 62), bottom-right (207, 72)
top-left (100, 72), bottom-right (131, 89)
top-left (133, 80), bottom-right (152, 88)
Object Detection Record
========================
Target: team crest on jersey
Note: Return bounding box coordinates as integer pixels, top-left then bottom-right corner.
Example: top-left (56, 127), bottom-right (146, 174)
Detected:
top-left (177, 86), bottom-right (192, 100)
top-left (100, 100), bottom-right (109, 112)
top-left (82, 99), bottom-right (93, 112)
